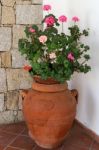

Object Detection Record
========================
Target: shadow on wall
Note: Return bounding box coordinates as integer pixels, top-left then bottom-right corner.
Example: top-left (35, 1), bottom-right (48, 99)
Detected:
top-left (71, 73), bottom-right (96, 129)
top-left (85, 86), bottom-right (96, 126)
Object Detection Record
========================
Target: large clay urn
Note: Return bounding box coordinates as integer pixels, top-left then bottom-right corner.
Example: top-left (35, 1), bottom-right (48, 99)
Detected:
top-left (21, 76), bottom-right (78, 149)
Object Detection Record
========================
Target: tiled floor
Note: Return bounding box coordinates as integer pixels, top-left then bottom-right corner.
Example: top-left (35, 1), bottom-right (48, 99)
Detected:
top-left (0, 121), bottom-right (99, 150)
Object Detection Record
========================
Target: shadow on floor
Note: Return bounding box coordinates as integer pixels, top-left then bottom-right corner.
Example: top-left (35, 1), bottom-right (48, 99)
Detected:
top-left (0, 121), bottom-right (99, 150)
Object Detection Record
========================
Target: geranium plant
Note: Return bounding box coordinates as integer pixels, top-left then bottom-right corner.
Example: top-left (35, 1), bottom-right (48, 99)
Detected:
top-left (18, 4), bottom-right (91, 83)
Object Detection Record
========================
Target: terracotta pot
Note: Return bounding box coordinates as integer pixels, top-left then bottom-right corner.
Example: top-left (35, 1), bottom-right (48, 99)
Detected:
top-left (21, 77), bottom-right (78, 149)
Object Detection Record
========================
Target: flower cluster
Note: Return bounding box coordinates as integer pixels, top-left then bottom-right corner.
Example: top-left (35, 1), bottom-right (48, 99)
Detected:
top-left (19, 4), bottom-right (91, 82)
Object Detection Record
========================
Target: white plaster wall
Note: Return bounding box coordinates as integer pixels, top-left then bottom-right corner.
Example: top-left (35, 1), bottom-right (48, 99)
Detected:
top-left (68, 0), bottom-right (99, 135)
top-left (43, 0), bottom-right (99, 135)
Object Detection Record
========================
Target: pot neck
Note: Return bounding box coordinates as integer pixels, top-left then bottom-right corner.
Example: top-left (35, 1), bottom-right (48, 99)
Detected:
top-left (32, 82), bottom-right (68, 93)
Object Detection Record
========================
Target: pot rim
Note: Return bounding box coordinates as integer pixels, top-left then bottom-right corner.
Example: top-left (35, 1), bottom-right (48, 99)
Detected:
top-left (33, 75), bottom-right (60, 85)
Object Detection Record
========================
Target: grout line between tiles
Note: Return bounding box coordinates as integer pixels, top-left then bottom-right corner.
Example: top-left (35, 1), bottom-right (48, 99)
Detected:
top-left (6, 145), bottom-right (25, 150)
top-left (89, 140), bottom-right (95, 150)
top-left (3, 128), bottom-right (26, 150)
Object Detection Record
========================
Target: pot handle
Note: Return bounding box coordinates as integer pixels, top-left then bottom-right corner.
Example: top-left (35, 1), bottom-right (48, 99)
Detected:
top-left (20, 90), bottom-right (28, 100)
top-left (71, 89), bottom-right (78, 103)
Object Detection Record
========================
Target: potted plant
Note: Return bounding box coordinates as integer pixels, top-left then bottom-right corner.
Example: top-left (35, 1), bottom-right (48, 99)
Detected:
top-left (18, 4), bottom-right (91, 149)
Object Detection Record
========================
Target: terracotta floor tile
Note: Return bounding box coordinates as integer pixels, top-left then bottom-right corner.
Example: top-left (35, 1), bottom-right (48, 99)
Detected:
top-left (62, 145), bottom-right (89, 150)
top-left (10, 135), bottom-right (35, 150)
top-left (21, 126), bottom-right (29, 136)
top-left (0, 125), bottom-right (5, 129)
top-left (33, 144), bottom-right (62, 150)
top-left (2, 122), bottom-right (26, 135)
top-left (0, 145), bottom-right (5, 150)
top-left (62, 131), bottom-right (93, 148)
top-left (71, 121), bottom-right (86, 135)
top-left (91, 141), bottom-right (99, 150)
top-left (0, 130), bottom-right (16, 148)
top-left (61, 139), bottom-right (89, 150)
top-left (0, 124), bottom-right (8, 131)
top-left (0, 121), bottom-right (98, 150)
top-left (5, 146), bottom-right (22, 150)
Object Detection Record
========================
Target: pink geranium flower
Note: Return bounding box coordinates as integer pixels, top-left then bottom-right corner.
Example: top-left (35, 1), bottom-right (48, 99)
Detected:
top-left (45, 16), bottom-right (55, 26)
top-left (39, 35), bottom-right (47, 44)
top-left (49, 52), bottom-right (56, 59)
top-left (29, 27), bottom-right (35, 33)
top-left (72, 16), bottom-right (79, 22)
top-left (43, 5), bottom-right (51, 11)
top-left (59, 15), bottom-right (67, 22)
top-left (67, 53), bottom-right (74, 61)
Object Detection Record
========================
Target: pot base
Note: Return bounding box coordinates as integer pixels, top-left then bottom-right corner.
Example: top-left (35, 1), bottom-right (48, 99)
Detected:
top-left (29, 130), bottom-right (70, 149)
top-left (35, 140), bottom-right (62, 149)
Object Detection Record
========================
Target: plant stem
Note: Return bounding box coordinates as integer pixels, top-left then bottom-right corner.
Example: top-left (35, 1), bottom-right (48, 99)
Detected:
top-left (62, 23), bottom-right (64, 33)
top-left (81, 60), bottom-right (87, 65)
top-left (80, 50), bottom-right (85, 55)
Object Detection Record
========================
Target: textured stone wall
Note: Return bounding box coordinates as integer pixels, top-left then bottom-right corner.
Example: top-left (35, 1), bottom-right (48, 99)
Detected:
top-left (0, 0), bottom-right (43, 124)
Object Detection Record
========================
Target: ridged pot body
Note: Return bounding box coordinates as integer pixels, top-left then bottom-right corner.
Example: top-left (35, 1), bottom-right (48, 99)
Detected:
top-left (22, 80), bottom-right (77, 149)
